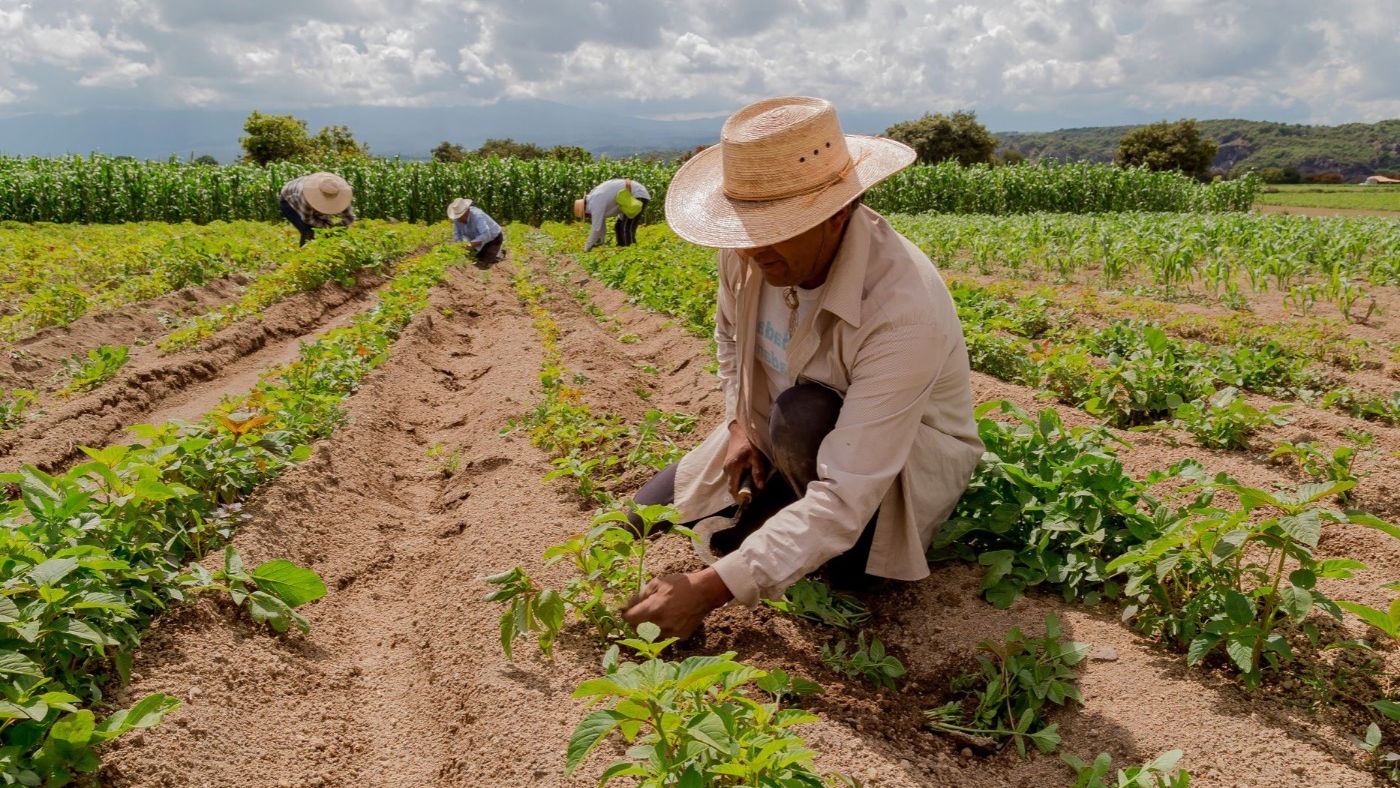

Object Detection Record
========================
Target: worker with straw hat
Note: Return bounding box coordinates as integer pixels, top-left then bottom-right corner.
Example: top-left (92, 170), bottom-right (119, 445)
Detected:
top-left (621, 96), bottom-right (982, 639)
top-left (278, 171), bottom-right (355, 247)
top-left (448, 197), bottom-right (506, 264)
top-left (576, 178), bottom-right (650, 252)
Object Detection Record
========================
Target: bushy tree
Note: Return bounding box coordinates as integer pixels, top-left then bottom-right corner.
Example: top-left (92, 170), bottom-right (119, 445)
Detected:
top-left (883, 110), bottom-right (997, 165)
top-left (548, 145), bottom-right (592, 163)
top-left (311, 124), bottom-right (369, 159)
top-left (476, 138), bottom-right (546, 159)
top-left (431, 141), bottom-right (468, 162)
top-left (1116, 119), bottom-right (1218, 177)
top-left (240, 111), bottom-right (313, 164)
top-left (193, 154), bottom-right (219, 166)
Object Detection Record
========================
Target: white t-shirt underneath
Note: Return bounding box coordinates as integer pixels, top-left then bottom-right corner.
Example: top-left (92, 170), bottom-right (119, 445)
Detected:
top-left (756, 281), bottom-right (823, 404)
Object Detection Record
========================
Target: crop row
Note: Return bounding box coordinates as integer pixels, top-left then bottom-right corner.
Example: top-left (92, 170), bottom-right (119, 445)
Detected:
top-left (965, 278), bottom-right (1387, 374)
top-left (565, 220), bottom-right (1399, 438)
top-left (0, 156), bottom-right (1256, 225)
top-left (0, 221), bottom-right (288, 341)
top-left (0, 243), bottom-right (464, 783)
top-left (891, 212), bottom-right (1400, 311)
top-left (157, 222), bottom-right (440, 351)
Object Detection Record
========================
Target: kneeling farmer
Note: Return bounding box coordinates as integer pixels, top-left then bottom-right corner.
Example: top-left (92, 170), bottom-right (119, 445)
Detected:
top-left (448, 198), bottom-right (505, 263)
top-left (623, 96), bottom-right (983, 639)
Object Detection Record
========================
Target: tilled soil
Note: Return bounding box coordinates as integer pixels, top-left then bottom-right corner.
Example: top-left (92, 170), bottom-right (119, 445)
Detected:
top-left (99, 243), bottom-right (1396, 787)
top-left (0, 268), bottom-right (389, 475)
top-left (0, 272), bottom-right (254, 392)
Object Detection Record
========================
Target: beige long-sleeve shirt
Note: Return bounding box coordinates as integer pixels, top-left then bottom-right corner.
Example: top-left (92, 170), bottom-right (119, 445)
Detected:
top-left (672, 205), bottom-right (983, 605)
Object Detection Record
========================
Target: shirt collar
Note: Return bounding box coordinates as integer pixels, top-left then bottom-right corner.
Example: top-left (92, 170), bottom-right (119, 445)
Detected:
top-left (815, 205), bottom-right (874, 329)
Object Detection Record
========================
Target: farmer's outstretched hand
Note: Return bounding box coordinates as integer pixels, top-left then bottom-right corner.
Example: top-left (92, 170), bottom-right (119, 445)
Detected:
top-left (623, 568), bottom-right (733, 640)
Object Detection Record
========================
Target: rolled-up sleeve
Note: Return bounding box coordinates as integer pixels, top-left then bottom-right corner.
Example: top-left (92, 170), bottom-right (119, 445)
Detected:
top-left (712, 321), bottom-right (948, 604)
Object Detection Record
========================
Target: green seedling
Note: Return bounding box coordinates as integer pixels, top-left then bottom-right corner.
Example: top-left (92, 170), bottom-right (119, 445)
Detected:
top-left (55, 345), bottom-right (128, 396)
top-left (566, 622), bottom-right (836, 787)
top-left (485, 503), bottom-right (694, 657)
top-left (820, 633), bottom-right (905, 691)
top-left (183, 546), bottom-right (328, 634)
top-left (426, 442), bottom-right (464, 475)
top-left (1061, 750), bottom-right (1191, 788)
top-left (1170, 387), bottom-right (1290, 450)
top-left (925, 615), bottom-right (1087, 757)
top-left (764, 578), bottom-right (870, 630)
top-left (0, 389), bottom-right (37, 430)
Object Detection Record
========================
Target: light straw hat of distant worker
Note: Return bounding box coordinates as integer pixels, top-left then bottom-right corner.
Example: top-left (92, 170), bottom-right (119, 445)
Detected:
top-left (447, 197), bottom-right (473, 221)
top-left (665, 96), bottom-right (915, 248)
top-left (301, 172), bottom-right (353, 214)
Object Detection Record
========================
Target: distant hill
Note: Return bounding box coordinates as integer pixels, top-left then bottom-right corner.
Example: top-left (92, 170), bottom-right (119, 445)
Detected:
top-left (996, 119), bottom-right (1400, 180)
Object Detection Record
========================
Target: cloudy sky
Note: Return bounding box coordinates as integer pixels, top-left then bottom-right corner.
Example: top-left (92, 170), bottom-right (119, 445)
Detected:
top-left (1, 0), bottom-right (1397, 130)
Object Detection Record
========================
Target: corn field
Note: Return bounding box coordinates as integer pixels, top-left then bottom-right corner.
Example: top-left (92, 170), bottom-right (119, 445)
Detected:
top-left (0, 156), bottom-right (1259, 224)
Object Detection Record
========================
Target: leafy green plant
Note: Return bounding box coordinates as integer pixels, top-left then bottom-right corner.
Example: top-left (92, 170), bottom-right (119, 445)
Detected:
top-left (1170, 387), bottom-right (1290, 450)
top-left (1061, 750), bottom-right (1191, 788)
top-left (0, 389), bottom-right (36, 430)
top-left (567, 622), bottom-right (836, 787)
top-left (1353, 721), bottom-right (1400, 783)
top-left (1108, 480), bottom-right (1400, 686)
top-left (820, 634), bottom-right (905, 691)
top-left (485, 503), bottom-right (694, 657)
top-left (764, 578), bottom-right (870, 630)
top-left (1269, 440), bottom-right (1364, 502)
top-left (425, 442), bottom-right (464, 475)
top-left (925, 615), bottom-right (1087, 757)
top-left (55, 344), bottom-right (128, 396)
top-left (182, 547), bottom-right (328, 634)
top-left (931, 401), bottom-right (1162, 608)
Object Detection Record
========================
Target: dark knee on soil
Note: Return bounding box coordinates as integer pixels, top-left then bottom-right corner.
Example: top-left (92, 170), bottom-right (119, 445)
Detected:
top-left (769, 382), bottom-right (842, 493)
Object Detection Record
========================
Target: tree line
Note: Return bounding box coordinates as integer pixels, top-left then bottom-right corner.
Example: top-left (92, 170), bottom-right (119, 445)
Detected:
top-left (227, 109), bottom-right (1225, 180)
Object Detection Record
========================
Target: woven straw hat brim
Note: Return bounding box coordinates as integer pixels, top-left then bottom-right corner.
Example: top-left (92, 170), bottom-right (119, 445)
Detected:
top-left (303, 172), bottom-right (352, 215)
top-left (447, 198), bottom-right (472, 220)
top-left (665, 134), bottom-right (914, 249)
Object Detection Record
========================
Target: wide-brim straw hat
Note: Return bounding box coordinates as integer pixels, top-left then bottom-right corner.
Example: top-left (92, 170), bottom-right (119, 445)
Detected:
top-left (573, 198), bottom-right (586, 220)
top-left (666, 96), bottom-right (915, 248)
top-left (448, 197), bottom-right (473, 221)
top-left (302, 171), bottom-right (353, 214)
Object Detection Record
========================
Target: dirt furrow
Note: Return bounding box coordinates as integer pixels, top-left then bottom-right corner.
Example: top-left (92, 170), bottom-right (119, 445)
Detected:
top-left (0, 272), bottom-right (255, 392)
top-left (0, 268), bottom-right (390, 474)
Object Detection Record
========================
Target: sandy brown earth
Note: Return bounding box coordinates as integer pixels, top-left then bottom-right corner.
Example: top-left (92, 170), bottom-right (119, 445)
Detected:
top-left (95, 237), bottom-right (1397, 787)
top-left (0, 268), bottom-right (389, 475)
top-left (0, 272), bottom-right (253, 392)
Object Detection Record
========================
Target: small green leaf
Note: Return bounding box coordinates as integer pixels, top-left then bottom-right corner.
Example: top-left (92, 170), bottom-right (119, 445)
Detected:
top-left (250, 560), bottom-right (327, 607)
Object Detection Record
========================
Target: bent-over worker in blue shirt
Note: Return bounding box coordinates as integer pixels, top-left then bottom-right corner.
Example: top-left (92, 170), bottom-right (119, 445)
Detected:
top-left (448, 198), bottom-right (505, 263)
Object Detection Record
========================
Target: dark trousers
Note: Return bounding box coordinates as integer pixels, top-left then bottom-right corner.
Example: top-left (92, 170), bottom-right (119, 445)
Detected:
top-left (632, 381), bottom-right (879, 590)
top-left (474, 232), bottom-right (505, 264)
top-left (614, 198), bottom-right (648, 247)
top-left (278, 197), bottom-right (314, 246)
